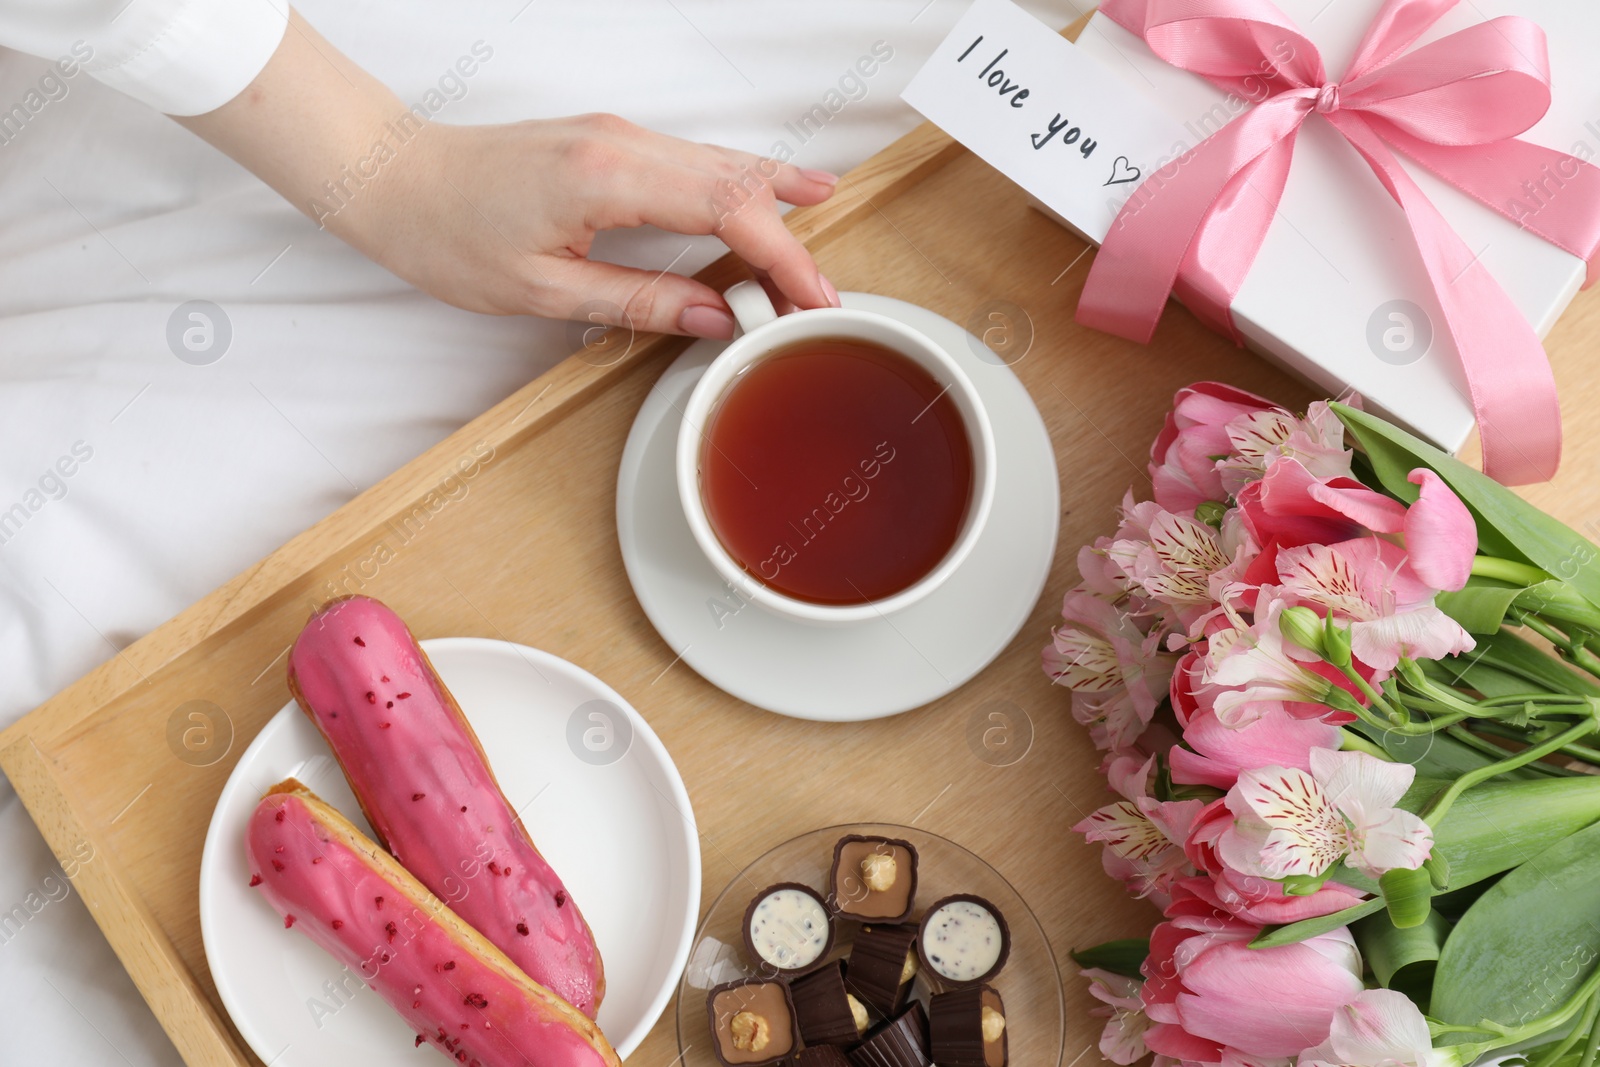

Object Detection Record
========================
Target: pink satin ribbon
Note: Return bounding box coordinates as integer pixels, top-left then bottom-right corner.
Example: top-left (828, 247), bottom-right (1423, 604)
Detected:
top-left (1078, 0), bottom-right (1600, 485)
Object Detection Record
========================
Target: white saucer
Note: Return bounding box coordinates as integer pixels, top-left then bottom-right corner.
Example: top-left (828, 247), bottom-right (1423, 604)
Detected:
top-left (615, 292), bottom-right (1059, 721)
top-left (199, 638), bottom-right (700, 1064)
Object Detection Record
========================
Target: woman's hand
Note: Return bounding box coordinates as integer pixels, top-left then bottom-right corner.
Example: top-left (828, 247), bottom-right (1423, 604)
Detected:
top-left (179, 11), bottom-right (839, 338)
top-left (352, 115), bottom-right (840, 338)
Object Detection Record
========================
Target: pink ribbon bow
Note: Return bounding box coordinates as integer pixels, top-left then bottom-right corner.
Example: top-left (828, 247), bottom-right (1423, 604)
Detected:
top-left (1078, 0), bottom-right (1600, 484)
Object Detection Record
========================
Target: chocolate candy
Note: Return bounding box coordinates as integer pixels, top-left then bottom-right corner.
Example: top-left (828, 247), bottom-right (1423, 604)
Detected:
top-left (847, 1001), bottom-right (932, 1067)
top-left (743, 882), bottom-right (835, 976)
top-left (791, 961), bottom-right (869, 1047)
top-left (706, 978), bottom-right (801, 1067)
top-left (829, 835), bottom-right (918, 922)
top-left (844, 923), bottom-right (919, 1018)
top-left (917, 895), bottom-right (1010, 987)
top-left (795, 1047), bottom-right (852, 1067)
top-left (930, 986), bottom-right (1007, 1067)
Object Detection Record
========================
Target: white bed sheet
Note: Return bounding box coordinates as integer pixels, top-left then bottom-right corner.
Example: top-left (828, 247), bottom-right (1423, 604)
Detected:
top-left (0, 1), bottom-right (1079, 1062)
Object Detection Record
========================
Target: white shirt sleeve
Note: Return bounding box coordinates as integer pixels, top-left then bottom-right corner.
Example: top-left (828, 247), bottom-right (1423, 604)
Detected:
top-left (0, 0), bottom-right (289, 116)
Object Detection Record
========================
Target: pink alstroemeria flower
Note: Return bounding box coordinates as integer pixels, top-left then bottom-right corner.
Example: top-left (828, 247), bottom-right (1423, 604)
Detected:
top-left (1184, 814), bottom-right (1370, 925)
top-left (1109, 504), bottom-right (1259, 636)
top-left (1219, 749), bottom-right (1433, 881)
top-left (1217, 399), bottom-right (1355, 498)
top-left (1149, 382), bottom-right (1281, 514)
top-left (1076, 755), bottom-right (1204, 903)
top-left (1082, 968), bottom-right (1155, 1065)
top-left (1046, 590), bottom-right (1176, 749)
top-left (1277, 538), bottom-right (1474, 671)
top-left (1201, 592), bottom-right (1339, 726)
top-left (1300, 989), bottom-right (1460, 1067)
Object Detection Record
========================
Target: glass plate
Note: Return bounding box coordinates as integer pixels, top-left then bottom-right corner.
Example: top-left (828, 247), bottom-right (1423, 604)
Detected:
top-left (675, 822), bottom-right (1064, 1065)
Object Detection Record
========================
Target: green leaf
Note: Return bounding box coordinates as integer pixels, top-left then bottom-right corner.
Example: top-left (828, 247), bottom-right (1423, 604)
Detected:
top-left (1333, 403), bottom-right (1600, 611)
top-left (1350, 721), bottom-right (1538, 780)
top-left (1436, 578), bottom-right (1524, 635)
top-left (1424, 775), bottom-right (1600, 889)
top-left (1069, 938), bottom-right (1149, 980)
top-left (1381, 867), bottom-right (1433, 927)
top-left (1353, 908), bottom-right (1451, 1009)
top-left (1438, 629), bottom-right (1600, 698)
top-left (1515, 580), bottom-right (1600, 633)
top-left (1432, 819), bottom-right (1600, 1041)
top-left (1425, 657), bottom-right (1543, 700)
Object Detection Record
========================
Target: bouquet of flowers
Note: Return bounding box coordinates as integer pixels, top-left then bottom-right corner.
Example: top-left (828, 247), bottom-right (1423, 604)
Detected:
top-left (1044, 383), bottom-right (1600, 1067)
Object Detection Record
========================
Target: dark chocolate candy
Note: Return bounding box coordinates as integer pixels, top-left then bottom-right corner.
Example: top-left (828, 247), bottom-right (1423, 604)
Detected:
top-left (742, 882), bottom-right (835, 977)
top-left (844, 923), bottom-right (919, 1017)
top-left (829, 835), bottom-right (919, 922)
top-left (706, 977), bottom-right (802, 1067)
top-left (930, 985), bottom-right (1007, 1067)
top-left (916, 894), bottom-right (1011, 987)
top-left (847, 1002), bottom-right (932, 1067)
top-left (794, 1045), bottom-right (852, 1066)
top-left (791, 961), bottom-right (866, 1047)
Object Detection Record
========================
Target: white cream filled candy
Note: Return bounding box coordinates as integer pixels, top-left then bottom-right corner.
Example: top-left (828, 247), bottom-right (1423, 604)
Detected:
top-left (921, 899), bottom-right (1005, 982)
top-left (747, 887), bottom-right (831, 971)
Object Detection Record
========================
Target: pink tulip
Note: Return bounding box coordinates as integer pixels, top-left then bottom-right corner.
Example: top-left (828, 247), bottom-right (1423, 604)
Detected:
top-left (1401, 469), bottom-right (1477, 592)
top-left (1143, 884), bottom-right (1364, 1061)
top-left (1170, 704), bottom-right (1341, 790)
top-left (1238, 458), bottom-right (1403, 548)
top-left (1150, 382), bottom-right (1281, 513)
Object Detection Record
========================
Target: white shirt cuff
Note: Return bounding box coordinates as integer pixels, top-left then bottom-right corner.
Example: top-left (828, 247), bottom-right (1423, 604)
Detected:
top-left (84, 0), bottom-right (290, 116)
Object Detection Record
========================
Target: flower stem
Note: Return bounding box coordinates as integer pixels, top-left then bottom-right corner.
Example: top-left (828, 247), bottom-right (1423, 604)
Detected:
top-left (1473, 721), bottom-right (1600, 769)
top-left (1580, 1009), bottom-right (1600, 1067)
top-left (1476, 693), bottom-right (1593, 708)
top-left (1453, 960), bottom-right (1600, 1057)
top-left (1513, 610), bottom-right (1600, 680)
top-left (1445, 726), bottom-right (1578, 777)
top-left (1337, 664), bottom-right (1408, 724)
top-left (1423, 713), bottom-right (1600, 825)
top-left (1529, 989), bottom-right (1600, 1067)
top-left (1402, 672), bottom-right (1496, 716)
top-left (1472, 556), bottom-right (1553, 585)
top-left (1337, 728), bottom-right (1391, 758)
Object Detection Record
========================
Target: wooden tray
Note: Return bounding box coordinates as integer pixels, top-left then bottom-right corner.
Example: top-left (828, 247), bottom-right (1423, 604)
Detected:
top-left (9, 23), bottom-right (1600, 1065)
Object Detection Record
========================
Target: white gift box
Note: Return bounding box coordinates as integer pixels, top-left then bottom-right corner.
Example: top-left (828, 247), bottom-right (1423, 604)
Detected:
top-left (1066, 0), bottom-right (1600, 453)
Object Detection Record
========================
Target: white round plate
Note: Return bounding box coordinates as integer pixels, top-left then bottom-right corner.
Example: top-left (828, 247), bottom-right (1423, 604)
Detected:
top-left (200, 637), bottom-right (700, 1064)
top-left (616, 292), bottom-right (1059, 721)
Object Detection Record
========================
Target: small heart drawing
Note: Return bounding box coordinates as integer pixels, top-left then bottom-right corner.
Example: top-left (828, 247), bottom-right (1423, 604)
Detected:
top-left (1104, 156), bottom-right (1142, 187)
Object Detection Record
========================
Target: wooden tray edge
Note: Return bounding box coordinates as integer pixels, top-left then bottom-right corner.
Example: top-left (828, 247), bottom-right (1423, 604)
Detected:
top-left (0, 119), bottom-right (961, 759)
top-left (2, 736), bottom-right (246, 1065)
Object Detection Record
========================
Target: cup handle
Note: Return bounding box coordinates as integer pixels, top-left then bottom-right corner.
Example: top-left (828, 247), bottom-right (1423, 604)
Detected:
top-left (723, 280), bottom-right (778, 337)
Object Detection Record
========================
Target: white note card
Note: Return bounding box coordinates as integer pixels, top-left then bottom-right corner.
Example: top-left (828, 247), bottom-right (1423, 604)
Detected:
top-left (901, 0), bottom-right (1186, 243)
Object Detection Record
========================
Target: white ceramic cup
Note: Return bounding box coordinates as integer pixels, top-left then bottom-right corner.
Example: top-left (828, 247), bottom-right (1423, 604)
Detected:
top-left (675, 281), bottom-right (997, 626)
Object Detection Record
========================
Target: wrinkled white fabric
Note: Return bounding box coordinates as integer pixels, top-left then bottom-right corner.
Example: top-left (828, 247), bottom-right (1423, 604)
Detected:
top-left (0, 1), bottom-right (1078, 1061)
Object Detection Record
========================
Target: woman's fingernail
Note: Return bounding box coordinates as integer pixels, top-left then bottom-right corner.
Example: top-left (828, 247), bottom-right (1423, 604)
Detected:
top-left (680, 304), bottom-right (737, 339)
top-left (800, 168), bottom-right (840, 186)
top-left (819, 273), bottom-right (841, 308)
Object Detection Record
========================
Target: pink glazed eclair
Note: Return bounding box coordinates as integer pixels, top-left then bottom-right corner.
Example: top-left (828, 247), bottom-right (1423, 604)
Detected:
top-left (247, 781), bottom-right (620, 1067)
top-left (287, 595), bottom-right (605, 1017)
